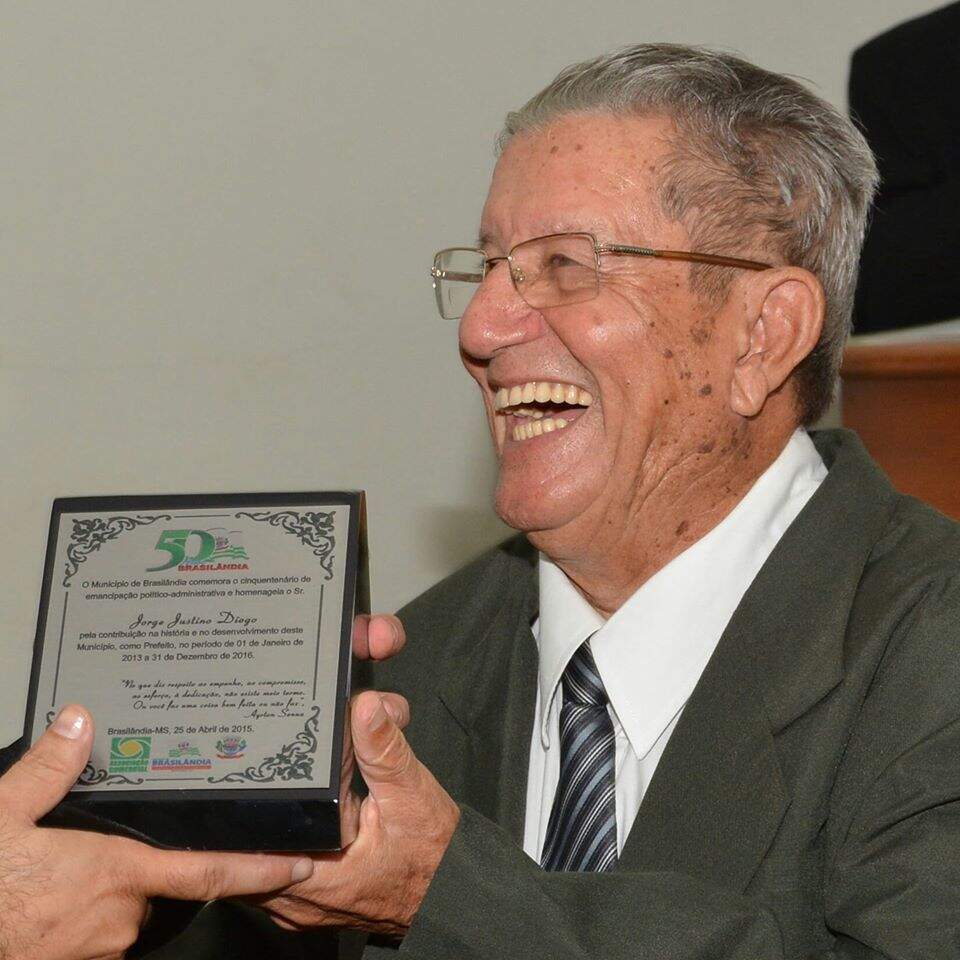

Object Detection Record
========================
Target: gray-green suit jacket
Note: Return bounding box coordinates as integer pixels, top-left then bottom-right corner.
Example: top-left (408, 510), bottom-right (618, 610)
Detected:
top-left (354, 429), bottom-right (960, 959)
top-left (138, 428), bottom-right (960, 958)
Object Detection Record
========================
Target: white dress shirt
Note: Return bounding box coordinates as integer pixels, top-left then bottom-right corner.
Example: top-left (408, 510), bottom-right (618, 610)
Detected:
top-left (523, 429), bottom-right (828, 862)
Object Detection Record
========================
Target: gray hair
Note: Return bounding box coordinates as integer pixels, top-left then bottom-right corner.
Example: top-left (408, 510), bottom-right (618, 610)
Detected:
top-left (497, 43), bottom-right (879, 424)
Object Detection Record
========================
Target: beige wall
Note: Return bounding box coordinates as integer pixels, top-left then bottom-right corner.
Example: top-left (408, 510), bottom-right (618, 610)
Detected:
top-left (0, 0), bottom-right (939, 743)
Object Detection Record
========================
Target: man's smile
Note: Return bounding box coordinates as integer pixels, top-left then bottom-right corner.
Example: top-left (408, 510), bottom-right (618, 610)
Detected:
top-left (491, 379), bottom-right (594, 443)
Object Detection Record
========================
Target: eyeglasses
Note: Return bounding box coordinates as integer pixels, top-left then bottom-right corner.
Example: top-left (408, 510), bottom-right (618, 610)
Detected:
top-left (430, 231), bottom-right (771, 320)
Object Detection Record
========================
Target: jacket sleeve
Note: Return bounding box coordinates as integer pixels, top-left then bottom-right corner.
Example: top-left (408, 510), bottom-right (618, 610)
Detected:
top-left (398, 755), bottom-right (960, 960)
top-left (400, 805), bottom-right (787, 959)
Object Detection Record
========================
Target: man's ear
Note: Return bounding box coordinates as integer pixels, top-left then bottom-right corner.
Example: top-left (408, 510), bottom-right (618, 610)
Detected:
top-left (730, 267), bottom-right (825, 418)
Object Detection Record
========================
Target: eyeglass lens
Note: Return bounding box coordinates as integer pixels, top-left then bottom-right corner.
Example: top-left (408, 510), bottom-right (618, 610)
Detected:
top-left (512, 233), bottom-right (598, 309)
top-left (433, 233), bottom-right (599, 320)
top-left (433, 249), bottom-right (485, 320)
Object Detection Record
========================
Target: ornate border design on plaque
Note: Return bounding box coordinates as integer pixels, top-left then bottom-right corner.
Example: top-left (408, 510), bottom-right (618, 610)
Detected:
top-left (63, 514), bottom-right (171, 587)
top-left (77, 764), bottom-right (146, 787)
top-left (206, 706), bottom-right (321, 784)
top-left (235, 509), bottom-right (336, 580)
top-left (45, 711), bottom-right (145, 786)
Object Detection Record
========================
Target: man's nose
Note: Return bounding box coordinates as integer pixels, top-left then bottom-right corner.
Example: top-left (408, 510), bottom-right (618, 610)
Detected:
top-left (458, 266), bottom-right (546, 360)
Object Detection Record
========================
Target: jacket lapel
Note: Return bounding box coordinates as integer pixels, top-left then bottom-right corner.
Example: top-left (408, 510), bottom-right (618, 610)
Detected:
top-left (619, 430), bottom-right (897, 890)
top-left (436, 543), bottom-right (539, 845)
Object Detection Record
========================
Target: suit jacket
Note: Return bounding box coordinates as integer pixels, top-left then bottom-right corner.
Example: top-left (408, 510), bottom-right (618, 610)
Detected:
top-left (849, 1), bottom-right (960, 333)
top-left (355, 428), bottom-right (960, 958)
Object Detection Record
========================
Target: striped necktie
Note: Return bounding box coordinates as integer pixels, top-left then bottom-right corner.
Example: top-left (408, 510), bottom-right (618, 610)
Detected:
top-left (540, 639), bottom-right (618, 872)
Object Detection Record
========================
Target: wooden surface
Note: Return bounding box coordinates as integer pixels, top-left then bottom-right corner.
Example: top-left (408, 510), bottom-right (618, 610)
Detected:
top-left (841, 340), bottom-right (960, 519)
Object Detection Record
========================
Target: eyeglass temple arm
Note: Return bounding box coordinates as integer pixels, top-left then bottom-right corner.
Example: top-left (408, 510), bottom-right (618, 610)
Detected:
top-left (601, 243), bottom-right (770, 272)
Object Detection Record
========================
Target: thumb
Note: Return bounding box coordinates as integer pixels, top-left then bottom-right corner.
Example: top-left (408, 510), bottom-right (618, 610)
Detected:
top-left (350, 691), bottom-right (415, 797)
top-left (0, 705), bottom-right (93, 822)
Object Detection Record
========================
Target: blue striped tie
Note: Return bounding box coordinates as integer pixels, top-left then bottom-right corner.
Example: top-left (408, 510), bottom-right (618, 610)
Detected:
top-left (540, 640), bottom-right (618, 872)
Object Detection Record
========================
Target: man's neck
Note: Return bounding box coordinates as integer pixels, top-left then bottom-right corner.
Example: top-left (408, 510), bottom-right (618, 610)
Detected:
top-left (528, 425), bottom-right (796, 618)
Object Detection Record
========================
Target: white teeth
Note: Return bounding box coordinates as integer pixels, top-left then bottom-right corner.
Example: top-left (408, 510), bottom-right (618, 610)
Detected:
top-left (494, 381), bottom-right (596, 412)
top-left (510, 416), bottom-right (569, 442)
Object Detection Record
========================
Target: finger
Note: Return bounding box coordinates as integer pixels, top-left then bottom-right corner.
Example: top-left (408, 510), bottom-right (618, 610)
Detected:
top-left (0, 704), bottom-right (93, 822)
top-left (339, 789), bottom-right (362, 847)
top-left (351, 691), bottom-right (415, 794)
top-left (138, 846), bottom-right (315, 901)
top-left (351, 614), bottom-right (372, 659)
top-left (367, 615), bottom-right (405, 660)
top-left (374, 692), bottom-right (410, 730)
top-left (352, 614), bottom-right (405, 661)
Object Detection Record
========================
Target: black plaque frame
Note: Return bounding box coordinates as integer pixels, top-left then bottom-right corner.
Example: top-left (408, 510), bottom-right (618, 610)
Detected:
top-left (22, 491), bottom-right (368, 852)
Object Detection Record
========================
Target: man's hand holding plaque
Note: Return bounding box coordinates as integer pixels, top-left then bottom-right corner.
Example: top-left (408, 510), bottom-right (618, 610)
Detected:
top-left (250, 613), bottom-right (461, 938)
top-left (0, 704), bottom-right (312, 960)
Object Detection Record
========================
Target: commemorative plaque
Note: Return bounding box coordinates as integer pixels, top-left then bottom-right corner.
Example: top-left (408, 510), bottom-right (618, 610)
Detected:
top-left (23, 492), bottom-right (367, 851)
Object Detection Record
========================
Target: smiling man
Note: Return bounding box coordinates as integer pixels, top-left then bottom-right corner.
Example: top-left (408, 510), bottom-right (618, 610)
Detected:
top-left (455, 109), bottom-right (817, 618)
top-left (4, 42), bottom-right (959, 960)
top-left (236, 44), bottom-right (960, 959)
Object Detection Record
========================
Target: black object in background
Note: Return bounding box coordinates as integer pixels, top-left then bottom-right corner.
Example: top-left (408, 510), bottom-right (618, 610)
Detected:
top-left (849, 1), bottom-right (960, 334)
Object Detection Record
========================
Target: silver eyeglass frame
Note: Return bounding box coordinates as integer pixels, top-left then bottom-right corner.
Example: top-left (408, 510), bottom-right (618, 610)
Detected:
top-left (430, 231), bottom-right (771, 319)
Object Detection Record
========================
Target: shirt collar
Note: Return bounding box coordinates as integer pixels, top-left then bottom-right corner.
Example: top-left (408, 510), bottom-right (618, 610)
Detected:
top-left (535, 428), bottom-right (827, 755)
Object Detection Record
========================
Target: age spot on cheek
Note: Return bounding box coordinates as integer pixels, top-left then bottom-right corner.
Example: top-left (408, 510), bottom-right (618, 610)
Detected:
top-left (699, 383), bottom-right (713, 396)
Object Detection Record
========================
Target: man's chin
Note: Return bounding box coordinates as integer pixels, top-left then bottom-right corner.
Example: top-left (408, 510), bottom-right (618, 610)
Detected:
top-left (493, 480), bottom-right (594, 540)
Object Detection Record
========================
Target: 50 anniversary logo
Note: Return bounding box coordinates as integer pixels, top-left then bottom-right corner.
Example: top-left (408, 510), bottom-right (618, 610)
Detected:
top-left (147, 528), bottom-right (249, 573)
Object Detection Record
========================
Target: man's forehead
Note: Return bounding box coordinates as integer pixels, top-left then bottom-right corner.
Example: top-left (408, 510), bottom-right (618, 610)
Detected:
top-left (478, 113), bottom-right (674, 249)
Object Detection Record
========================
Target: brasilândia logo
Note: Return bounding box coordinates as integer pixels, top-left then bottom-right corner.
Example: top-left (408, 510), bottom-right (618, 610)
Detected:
top-left (147, 527), bottom-right (250, 573)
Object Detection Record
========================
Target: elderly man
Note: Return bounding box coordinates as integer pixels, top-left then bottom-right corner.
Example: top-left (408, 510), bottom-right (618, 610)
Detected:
top-left (2, 42), bottom-right (959, 959)
top-left (243, 42), bottom-right (960, 958)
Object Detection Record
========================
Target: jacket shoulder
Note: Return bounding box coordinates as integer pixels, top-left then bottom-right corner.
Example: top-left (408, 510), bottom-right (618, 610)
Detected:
top-left (863, 493), bottom-right (960, 601)
top-left (354, 535), bottom-right (534, 696)
top-left (397, 535), bottom-right (534, 640)
top-left (828, 497), bottom-right (960, 840)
